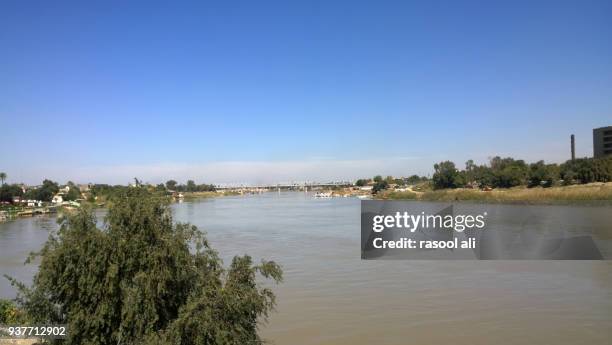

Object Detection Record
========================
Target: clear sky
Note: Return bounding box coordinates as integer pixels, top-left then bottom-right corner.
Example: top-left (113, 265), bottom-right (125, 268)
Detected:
top-left (1, 0), bottom-right (611, 185)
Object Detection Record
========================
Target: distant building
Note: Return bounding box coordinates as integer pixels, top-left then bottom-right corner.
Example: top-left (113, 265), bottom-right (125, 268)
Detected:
top-left (27, 200), bottom-right (42, 207)
top-left (78, 184), bottom-right (91, 193)
top-left (593, 126), bottom-right (612, 158)
top-left (52, 195), bottom-right (63, 204)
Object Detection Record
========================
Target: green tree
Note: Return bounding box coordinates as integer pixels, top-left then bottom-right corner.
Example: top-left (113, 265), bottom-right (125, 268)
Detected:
top-left (406, 175), bottom-right (426, 185)
top-left (197, 183), bottom-right (216, 192)
top-left (494, 165), bottom-right (526, 188)
top-left (432, 161), bottom-right (463, 189)
top-left (373, 175), bottom-right (383, 183)
top-left (372, 180), bottom-right (389, 194)
top-left (165, 180), bottom-right (178, 191)
top-left (0, 299), bottom-right (27, 324)
top-left (23, 179), bottom-right (59, 202)
top-left (465, 160), bottom-right (476, 183)
top-left (186, 180), bottom-right (197, 192)
top-left (0, 172), bottom-right (6, 185)
top-left (0, 184), bottom-right (24, 203)
top-left (528, 161), bottom-right (559, 188)
top-left (8, 188), bottom-right (282, 345)
top-left (354, 179), bottom-right (368, 187)
top-left (64, 186), bottom-right (82, 201)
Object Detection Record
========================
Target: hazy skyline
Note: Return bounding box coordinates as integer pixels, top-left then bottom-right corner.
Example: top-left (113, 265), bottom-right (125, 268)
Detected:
top-left (1, 1), bottom-right (611, 185)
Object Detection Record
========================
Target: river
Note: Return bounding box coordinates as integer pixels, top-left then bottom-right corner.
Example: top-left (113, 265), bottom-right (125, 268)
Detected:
top-left (1, 192), bottom-right (611, 344)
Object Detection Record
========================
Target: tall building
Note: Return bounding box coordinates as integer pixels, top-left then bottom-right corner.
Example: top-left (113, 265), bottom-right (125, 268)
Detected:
top-left (593, 126), bottom-right (612, 158)
top-left (570, 134), bottom-right (575, 161)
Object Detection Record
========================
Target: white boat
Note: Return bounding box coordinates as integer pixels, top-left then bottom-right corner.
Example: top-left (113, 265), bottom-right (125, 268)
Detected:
top-left (314, 192), bottom-right (332, 198)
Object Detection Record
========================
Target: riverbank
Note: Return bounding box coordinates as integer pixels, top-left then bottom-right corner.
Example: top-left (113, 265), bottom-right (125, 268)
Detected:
top-left (378, 182), bottom-right (612, 204)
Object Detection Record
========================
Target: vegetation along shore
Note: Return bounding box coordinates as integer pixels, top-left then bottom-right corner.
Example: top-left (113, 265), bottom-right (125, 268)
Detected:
top-left (376, 155), bottom-right (612, 204)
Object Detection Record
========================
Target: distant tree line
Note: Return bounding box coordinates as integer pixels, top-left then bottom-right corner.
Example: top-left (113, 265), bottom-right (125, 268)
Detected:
top-left (1, 177), bottom-right (217, 205)
top-left (432, 156), bottom-right (612, 190)
top-left (164, 179), bottom-right (216, 192)
top-left (1, 179), bottom-right (64, 203)
top-left (355, 174), bottom-right (429, 194)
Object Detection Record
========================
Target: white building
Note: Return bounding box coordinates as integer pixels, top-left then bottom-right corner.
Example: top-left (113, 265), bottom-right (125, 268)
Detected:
top-left (27, 200), bottom-right (43, 207)
top-left (52, 195), bottom-right (63, 204)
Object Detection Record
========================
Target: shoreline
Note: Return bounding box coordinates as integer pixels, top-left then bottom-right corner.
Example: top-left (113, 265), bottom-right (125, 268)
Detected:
top-left (377, 182), bottom-right (612, 205)
top-left (0, 191), bottom-right (233, 222)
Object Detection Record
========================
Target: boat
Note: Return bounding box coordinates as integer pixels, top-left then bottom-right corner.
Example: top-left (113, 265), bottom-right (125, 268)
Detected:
top-left (314, 192), bottom-right (333, 198)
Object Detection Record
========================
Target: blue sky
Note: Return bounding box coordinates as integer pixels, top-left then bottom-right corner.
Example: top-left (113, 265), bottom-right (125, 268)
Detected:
top-left (1, 0), bottom-right (611, 184)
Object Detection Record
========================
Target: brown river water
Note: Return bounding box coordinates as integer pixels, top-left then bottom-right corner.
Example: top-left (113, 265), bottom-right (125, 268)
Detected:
top-left (1, 192), bottom-right (611, 344)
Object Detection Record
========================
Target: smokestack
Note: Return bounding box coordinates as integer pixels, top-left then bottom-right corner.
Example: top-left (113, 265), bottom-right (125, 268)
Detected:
top-left (571, 134), bottom-right (575, 161)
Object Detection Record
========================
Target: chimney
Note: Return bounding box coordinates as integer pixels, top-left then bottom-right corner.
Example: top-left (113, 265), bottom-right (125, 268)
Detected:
top-left (571, 134), bottom-right (575, 161)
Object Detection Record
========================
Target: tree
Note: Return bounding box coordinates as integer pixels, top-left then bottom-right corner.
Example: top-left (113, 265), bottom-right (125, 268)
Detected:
top-left (432, 161), bottom-right (463, 189)
top-left (373, 175), bottom-right (383, 183)
top-left (197, 183), bottom-right (216, 192)
top-left (465, 160), bottom-right (476, 183)
top-left (528, 161), bottom-right (559, 188)
top-left (0, 184), bottom-right (23, 203)
top-left (0, 299), bottom-right (26, 324)
top-left (165, 180), bottom-right (177, 191)
top-left (372, 180), bottom-right (389, 194)
top-left (406, 175), bottom-right (426, 185)
top-left (494, 165), bottom-right (526, 188)
top-left (0, 172), bottom-right (6, 185)
top-left (355, 179), bottom-right (368, 187)
top-left (24, 179), bottom-right (59, 202)
top-left (9, 188), bottom-right (282, 345)
top-left (64, 186), bottom-right (82, 201)
top-left (186, 180), bottom-right (197, 192)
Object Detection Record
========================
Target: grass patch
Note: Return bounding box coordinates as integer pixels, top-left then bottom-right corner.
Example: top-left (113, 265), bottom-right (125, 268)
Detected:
top-left (182, 191), bottom-right (220, 200)
top-left (382, 183), bottom-right (612, 204)
top-left (380, 191), bottom-right (418, 200)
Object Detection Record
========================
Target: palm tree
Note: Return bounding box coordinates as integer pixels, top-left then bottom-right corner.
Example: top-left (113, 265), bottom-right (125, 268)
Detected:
top-left (0, 172), bottom-right (6, 185)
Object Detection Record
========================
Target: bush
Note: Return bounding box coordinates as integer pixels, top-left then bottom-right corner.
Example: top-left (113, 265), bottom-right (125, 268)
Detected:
top-left (0, 299), bottom-right (26, 324)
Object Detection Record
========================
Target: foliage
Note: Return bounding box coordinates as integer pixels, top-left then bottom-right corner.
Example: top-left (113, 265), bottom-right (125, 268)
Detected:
top-left (24, 179), bottom-right (60, 202)
top-left (372, 180), bottom-right (389, 194)
top-left (355, 179), bottom-right (368, 187)
top-left (560, 157), bottom-right (612, 184)
top-left (63, 182), bottom-right (82, 201)
top-left (165, 180), bottom-right (178, 190)
top-left (90, 184), bottom-right (126, 197)
top-left (0, 298), bottom-right (27, 324)
top-left (9, 188), bottom-right (282, 345)
top-left (0, 172), bottom-right (6, 185)
top-left (432, 161), bottom-right (464, 189)
top-left (429, 156), bottom-right (612, 190)
top-left (405, 175), bottom-right (428, 185)
top-left (165, 179), bottom-right (216, 193)
top-left (0, 184), bottom-right (24, 203)
top-left (528, 161), bottom-right (559, 188)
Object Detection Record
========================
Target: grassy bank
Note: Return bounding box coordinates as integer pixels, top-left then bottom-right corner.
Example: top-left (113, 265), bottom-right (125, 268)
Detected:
top-left (181, 191), bottom-right (220, 200)
top-left (379, 182), bottom-right (612, 204)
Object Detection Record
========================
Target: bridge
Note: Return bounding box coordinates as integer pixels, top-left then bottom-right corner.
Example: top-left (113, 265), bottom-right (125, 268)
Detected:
top-left (214, 181), bottom-right (353, 191)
